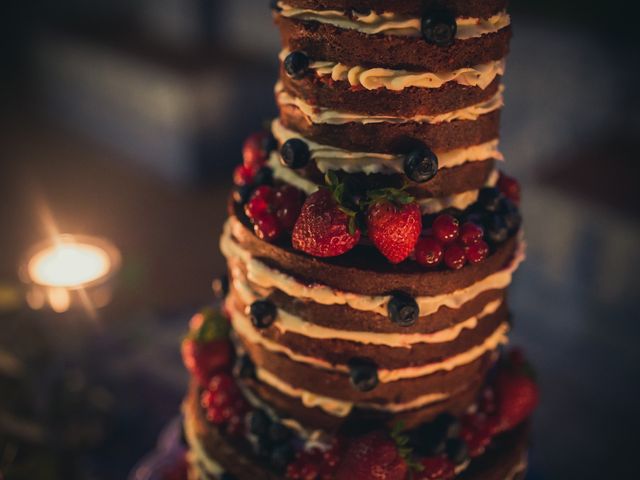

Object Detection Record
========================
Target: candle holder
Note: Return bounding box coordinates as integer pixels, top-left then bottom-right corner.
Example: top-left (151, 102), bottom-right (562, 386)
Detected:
top-left (19, 234), bottom-right (121, 313)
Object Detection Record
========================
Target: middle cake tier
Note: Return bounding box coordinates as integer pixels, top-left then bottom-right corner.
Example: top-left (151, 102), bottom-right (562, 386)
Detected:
top-left (221, 211), bottom-right (524, 433)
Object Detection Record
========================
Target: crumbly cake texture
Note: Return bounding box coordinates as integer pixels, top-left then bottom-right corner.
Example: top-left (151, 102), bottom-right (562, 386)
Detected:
top-left (180, 1), bottom-right (537, 479)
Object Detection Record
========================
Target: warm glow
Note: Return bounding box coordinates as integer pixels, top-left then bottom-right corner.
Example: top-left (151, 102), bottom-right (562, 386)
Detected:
top-left (27, 240), bottom-right (112, 288)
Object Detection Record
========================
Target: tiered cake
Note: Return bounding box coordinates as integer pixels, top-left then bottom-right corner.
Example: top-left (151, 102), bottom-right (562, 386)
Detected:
top-left (181, 1), bottom-right (538, 479)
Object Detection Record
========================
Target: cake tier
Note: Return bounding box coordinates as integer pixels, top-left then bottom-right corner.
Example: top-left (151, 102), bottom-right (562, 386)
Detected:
top-left (274, 9), bottom-right (511, 71)
top-left (221, 211), bottom-right (523, 430)
top-left (183, 381), bottom-right (530, 480)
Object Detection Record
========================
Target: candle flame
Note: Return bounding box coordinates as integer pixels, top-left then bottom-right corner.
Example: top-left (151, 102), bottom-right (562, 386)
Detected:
top-left (28, 240), bottom-right (112, 288)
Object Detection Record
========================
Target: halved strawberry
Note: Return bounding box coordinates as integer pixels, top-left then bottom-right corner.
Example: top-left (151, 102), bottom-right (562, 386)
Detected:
top-left (492, 367), bottom-right (539, 434)
top-left (335, 430), bottom-right (408, 480)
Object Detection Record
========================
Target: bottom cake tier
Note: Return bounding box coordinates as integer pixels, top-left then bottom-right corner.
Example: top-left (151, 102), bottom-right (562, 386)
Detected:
top-left (182, 378), bottom-right (530, 480)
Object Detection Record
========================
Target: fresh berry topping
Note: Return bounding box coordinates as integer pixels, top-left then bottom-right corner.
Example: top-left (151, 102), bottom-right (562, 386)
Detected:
top-left (226, 414), bottom-right (246, 437)
top-left (292, 188), bottom-right (360, 258)
top-left (253, 212), bottom-right (282, 242)
top-left (274, 185), bottom-right (304, 230)
top-left (247, 409), bottom-right (272, 437)
top-left (335, 431), bottom-right (408, 480)
top-left (460, 413), bottom-right (496, 457)
top-left (287, 448), bottom-right (331, 480)
top-left (465, 239), bottom-right (489, 264)
top-left (411, 413), bottom-right (459, 457)
top-left (432, 214), bottom-right (460, 244)
top-left (459, 222), bottom-right (484, 245)
top-left (445, 438), bottom-right (469, 465)
top-left (347, 358), bottom-right (379, 392)
top-left (497, 172), bottom-right (521, 205)
top-left (233, 185), bottom-right (254, 204)
top-left (253, 166), bottom-right (274, 186)
top-left (245, 195), bottom-right (269, 219)
top-left (493, 366), bottom-right (539, 434)
top-left (366, 193), bottom-right (422, 264)
top-left (252, 185), bottom-right (276, 202)
top-left (201, 373), bottom-right (249, 427)
top-left (234, 354), bottom-right (256, 380)
top-left (498, 197), bottom-right (522, 233)
top-left (284, 51), bottom-right (310, 79)
top-left (478, 386), bottom-right (498, 415)
top-left (421, 9), bottom-right (457, 46)
top-left (243, 131), bottom-right (272, 169)
top-left (477, 188), bottom-right (502, 212)
top-left (388, 292), bottom-right (419, 327)
top-left (404, 145), bottom-right (439, 183)
top-left (280, 138), bottom-right (311, 169)
top-left (415, 456), bottom-right (456, 480)
top-left (484, 213), bottom-right (508, 245)
top-left (233, 164), bottom-right (255, 187)
top-left (249, 300), bottom-right (277, 329)
top-left (181, 308), bottom-right (231, 386)
top-left (271, 444), bottom-right (296, 471)
top-left (269, 422), bottom-right (293, 444)
top-left (444, 244), bottom-right (467, 270)
top-left (414, 236), bottom-right (444, 267)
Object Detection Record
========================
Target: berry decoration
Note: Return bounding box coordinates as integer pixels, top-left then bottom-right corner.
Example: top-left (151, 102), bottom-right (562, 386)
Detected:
top-left (335, 430), bottom-right (408, 480)
top-left (432, 214), bottom-right (460, 244)
top-left (347, 358), bottom-right (379, 392)
top-left (249, 300), bottom-right (277, 329)
top-left (280, 138), bottom-right (311, 169)
top-left (388, 292), bottom-right (420, 327)
top-left (497, 172), bottom-right (521, 205)
top-left (284, 51), bottom-right (310, 79)
top-left (404, 144), bottom-right (439, 183)
top-left (421, 10), bottom-right (457, 47)
top-left (414, 236), bottom-right (444, 267)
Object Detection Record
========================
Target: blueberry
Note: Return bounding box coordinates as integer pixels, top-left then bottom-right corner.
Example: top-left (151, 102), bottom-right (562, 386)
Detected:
top-left (284, 51), bottom-right (310, 79)
top-left (484, 213), bottom-right (509, 244)
top-left (212, 274), bottom-right (229, 299)
top-left (498, 198), bottom-right (522, 233)
top-left (249, 300), bottom-right (277, 328)
top-left (270, 443), bottom-right (295, 471)
top-left (411, 414), bottom-right (460, 456)
top-left (234, 354), bottom-right (256, 380)
top-left (421, 10), bottom-right (457, 47)
top-left (477, 188), bottom-right (502, 213)
top-left (254, 166), bottom-right (274, 186)
top-left (388, 292), bottom-right (419, 327)
top-left (248, 410), bottom-right (271, 437)
top-left (446, 438), bottom-right (469, 465)
top-left (404, 145), bottom-right (438, 183)
top-left (233, 185), bottom-right (254, 204)
top-left (280, 139), bottom-right (310, 169)
top-left (348, 358), bottom-right (379, 392)
top-left (268, 422), bottom-right (292, 444)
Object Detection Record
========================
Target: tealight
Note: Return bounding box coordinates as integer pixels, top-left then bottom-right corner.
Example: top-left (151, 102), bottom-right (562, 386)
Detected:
top-left (20, 235), bottom-right (121, 313)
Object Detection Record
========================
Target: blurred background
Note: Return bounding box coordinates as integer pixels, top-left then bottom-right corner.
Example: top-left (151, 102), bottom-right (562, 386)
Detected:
top-left (0, 1), bottom-right (639, 479)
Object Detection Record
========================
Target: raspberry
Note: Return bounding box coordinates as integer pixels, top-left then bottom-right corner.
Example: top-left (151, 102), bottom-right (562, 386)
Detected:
top-left (465, 240), bottom-right (489, 264)
top-left (432, 214), bottom-right (460, 244)
top-left (252, 185), bottom-right (275, 202)
top-left (414, 236), bottom-right (444, 267)
top-left (444, 244), bottom-right (467, 270)
top-left (245, 196), bottom-right (269, 220)
top-left (459, 222), bottom-right (484, 245)
top-left (233, 165), bottom-right (255, 187)
top-left (461, 414), bottom-right (496, 457)
top-left (254, 213), bottom-right (282, 242)
top-left (243, 131), bottom-right (272, 169)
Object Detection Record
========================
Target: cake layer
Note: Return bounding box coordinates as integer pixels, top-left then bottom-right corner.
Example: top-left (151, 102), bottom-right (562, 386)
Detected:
top-left (223, 215), bottom-right (521, 297)
top-left (280, 64), bottom-right (503, 116)
top-left (184, 380), bottom-right (529, 480)
top-left (276, 16), bottom-right (512, 71)
top-left (278, 0), bottom-right (510, 18)
top-left (278, 100), bottom-right (501, 153)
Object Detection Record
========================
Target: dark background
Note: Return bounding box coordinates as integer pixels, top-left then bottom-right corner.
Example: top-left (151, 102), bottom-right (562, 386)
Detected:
top-left (1, 1), bottom-right (639, 479)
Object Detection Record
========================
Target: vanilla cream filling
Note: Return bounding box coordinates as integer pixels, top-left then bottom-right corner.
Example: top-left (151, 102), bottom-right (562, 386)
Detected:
top-left (231, 268), bottom-right (502, 347)
top-left (222, 218), bottom-right (525, 318)
top-left (257, 367), bottom-right (449, 417)
top-left (280, 48), bottom-right (505, 91)
top-left (227, 296), bottom-right (509, 382)
top-left (271, 119), bottom-right (502, 175)
top-left (277, 3), bottom-right (510, 40)
top-left (276, 82), bottom-right (504, 125)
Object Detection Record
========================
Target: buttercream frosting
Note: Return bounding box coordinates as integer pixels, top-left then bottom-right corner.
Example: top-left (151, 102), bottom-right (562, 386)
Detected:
top-left (280, 49), bottom-right (506, 91)
top-left (277, 3), bottom-right (510, 40)
top-left (276, 82), bottom-right (504, 125)
top-left (271, 119), bottom-right (503, 175)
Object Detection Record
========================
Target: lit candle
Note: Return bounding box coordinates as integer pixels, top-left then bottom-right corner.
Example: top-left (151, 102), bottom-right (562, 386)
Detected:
top-left (21, 235), bottom-right (121, 313)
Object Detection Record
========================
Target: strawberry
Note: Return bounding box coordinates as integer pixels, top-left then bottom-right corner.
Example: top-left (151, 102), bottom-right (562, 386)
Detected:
top-left (415, 456), bottom-right (455, 480)
top-left (181, 307), bottom-right (232, 387)
top-left (335, 431), bottom-right (408, 480)
top-left (366, 189), bottom-right (422, 264)
top-left (492, 367), bottom-right (539, 434)
top-left (292, 188), bottom-right (360, 257)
